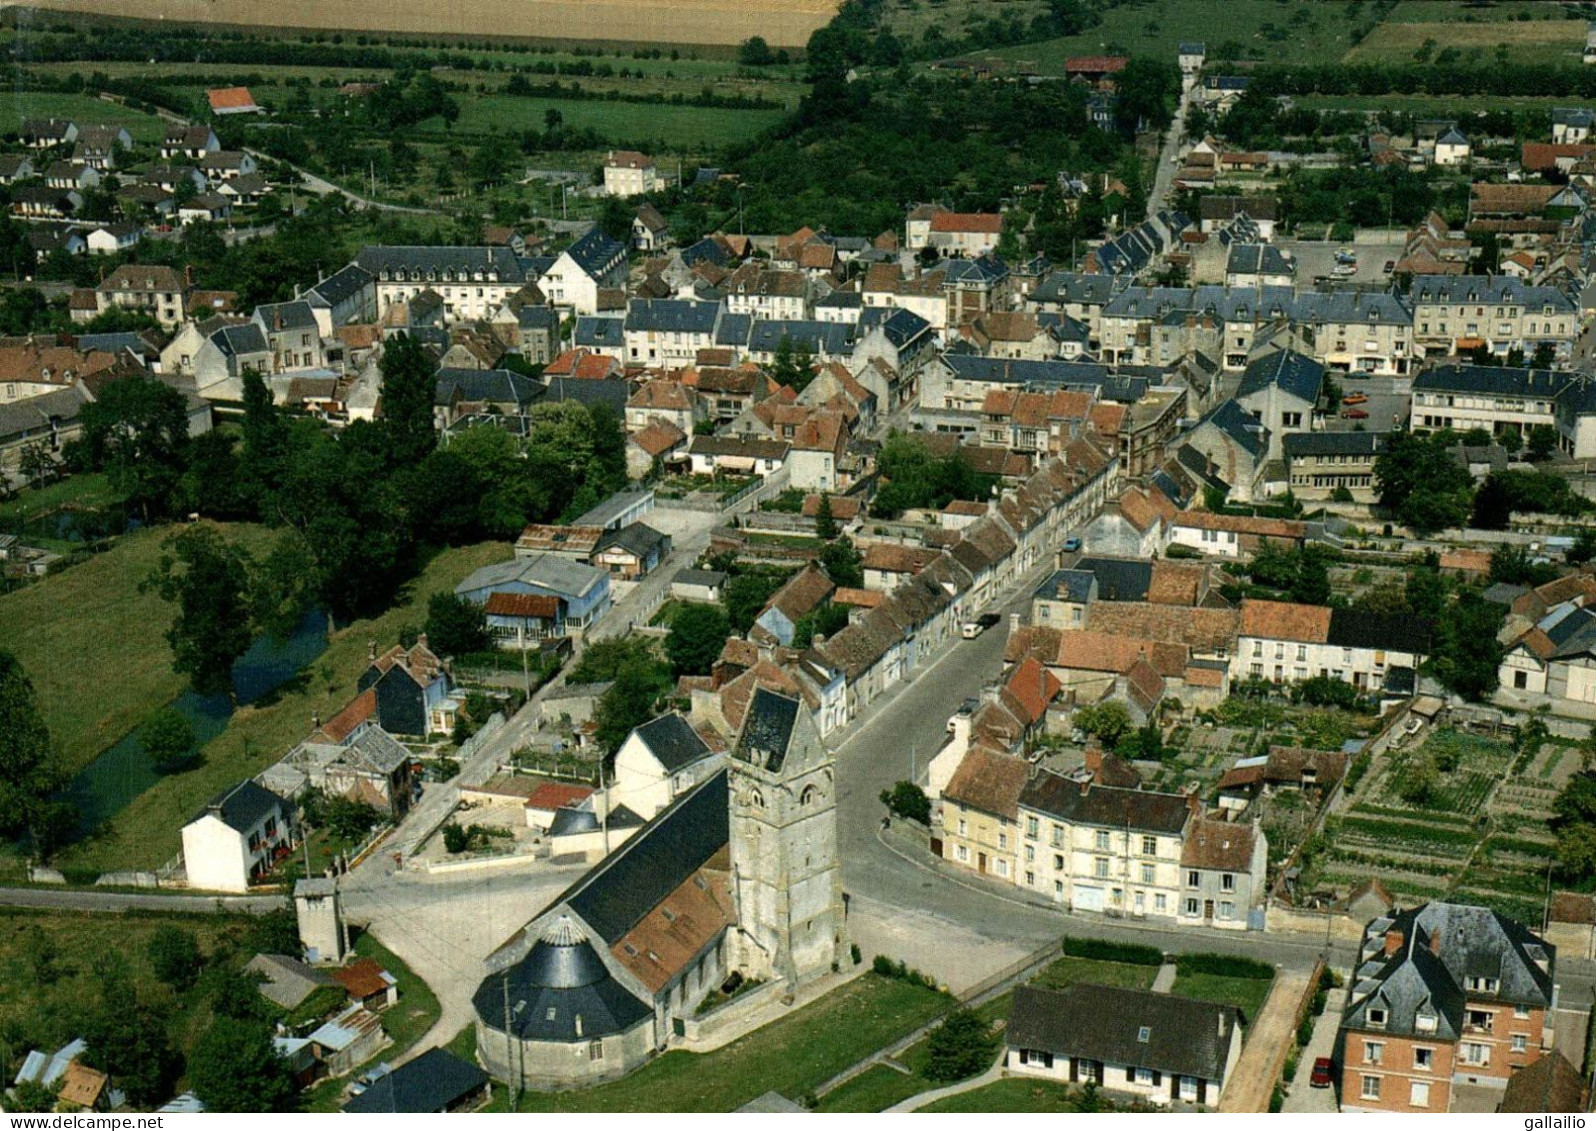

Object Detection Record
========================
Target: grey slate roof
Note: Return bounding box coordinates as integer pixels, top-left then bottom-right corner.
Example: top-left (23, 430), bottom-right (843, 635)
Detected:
top-left (574, 315), bottom-right (625, 348)
top-left (343, 1048), bottom-right (488, 1113)
top-left (1413, 364), bottom-right (1575, 400)
top-left (355, 245), bottom-right (526, 283)
top-left (1018, 769), bottom-right (1191, 834)
top-left (1407, 275), bottom-right (1575, 313)
top-left (1283, 431), bottom-right (1387, 458)
top-left (1236, 349), bottom-right (1325, 404)
top-left (212, 322), bottom-right (269, 358)
top-left (595, 521), bottom-right (668, 561)
top-left (747, 319), bottom-right (852, 357)
top-left (1030, 271), bottom-right (1124, 306)
top-left (255, 300), bottom-right (319, 333)
top-left (475, 918), bottom-right (652, 1041)
top-left (1196, 398), bottom-right (1268, 460)
top-left (561, 227), bottom-right (627, 277)
top-left (455, 553), bottom-right (607, 602)
top-left (940, 355), bottom-right (1111, 388)
top-left (673, 567), bottom-right (727, 589)
top-left (560, 769), bottom-right (729, 943)
top-left (1326, 609), bottom-right (1430, 654)
top-left (630, 713), bottom-right (712, 772)
top-left (680, 236), bottom-right (729, 268)
top-left (734, 687), bottom-right (801, 773)
top-left (624, 298), bottom-right (720, 334)
top-left (1226, 243), bottom-right (1293, 278)
top-left (434, 368), bottom-right (543, 408)
top-left (544, 377), bottom-right (630, 412)
top-left (1035, 569), bottom-right (1096, 603)
top-left (306, 264), bottom-right (373, 308)
top-left (194, 780), bottom-right (286, 832)
top-left (1073, 556), bottom-right (1152, 602)
top-left (1008, 983), bottom-right (1241, 1080)
top-left (714, 311), bottom-right (753, 346)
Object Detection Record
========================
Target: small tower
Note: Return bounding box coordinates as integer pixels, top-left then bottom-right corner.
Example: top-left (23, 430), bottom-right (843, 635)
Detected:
top-left (294, 876), bottom-right (345, 964)
top-left (728, 687), bottom-right (844, 987)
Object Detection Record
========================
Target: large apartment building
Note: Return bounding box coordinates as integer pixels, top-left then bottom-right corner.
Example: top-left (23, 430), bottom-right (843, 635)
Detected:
top-left (1339, 902), bottom-right (1557, 1113)
top-left (1407, 275), bottom-right (1577, 364)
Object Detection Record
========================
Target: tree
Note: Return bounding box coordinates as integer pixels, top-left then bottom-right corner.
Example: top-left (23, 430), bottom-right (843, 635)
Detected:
top-left (880, 780), bottom-right (930, 824)
top-left (1431, 590), bottom-right (1504, 701)
top-left (423, 592), bottom-right (491, 657)
top-left (140, 708), bottom-right (198, 774)
top-left (1374, 430), bottom-right (1473, 536)
top-left (18, 440), bottom-right (58, 488)
top-left (377, 334), bottom-right (438, 467)
top-left (739, 35), bottom-right (775, 66)
top-left (0, 650), bottom-right (67, 850)
top-left (820, 537), bottom-right (864, 589)
top-left (1570, 527), bottom-right (1596, 567)
top-left (147, 926), bottom-right (202, 992)
top-left (70, 374), bottom-right (190, 521)
top-left (814, 493), bottom-right (839, 541)
top-left (1527, 424), bottom-right (1559, 462)
top-left (144, 526), bottom-right (256, 700)
top-left (321, 797), bottom-right (383, 842)
top-left (1074, 701), bottom-right (1133, 747)
top-left (924, 1008), bottom-right (1000, 1082)
top-left (1553, 770), bottom-right (1596, 881)
top-left (9, 1079), bottom-right (60, 1112)
top-left (81, 970), bottom-right (180, 1107)
top-left (1399, 752), bottom-right (1438, 806)
top-left (665, 602), bottom-right (730, 677)
top-left (725, 572), bottom-right (785, 634)
top-left (189, 1016), bottom-right (298, 1112)
top-left (794, 601), bottom-right (849, 648)
top-left (593, 651), bottom-right (673, 754)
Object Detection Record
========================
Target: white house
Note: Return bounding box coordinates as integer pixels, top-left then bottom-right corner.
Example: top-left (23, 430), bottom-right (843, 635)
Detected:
top-left (180, 781), bottom-right (294, 893)
top-left (540, 228), bottom-right (628, 316)
top-left (85, 223), bottom-right (140, 256)
top-left (602, 150), bottom-right (663, 197)
top-left (610, 713), bottom-right (722, 820)
top-left (1232, 599), bottom-right (1429, 693)
top-left (1434, 128), bottom-right (1470, 166)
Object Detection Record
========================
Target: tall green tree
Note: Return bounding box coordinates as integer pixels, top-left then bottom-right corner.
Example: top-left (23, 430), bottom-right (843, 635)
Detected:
top-left (140, 708), bottom-right (197, 774)
top-left (144, 526), bottom-right (256, 700)
top-left (71, 374), bottom-right (191, 521)
top-left (424, 592), bottom-right (491, 657)
top-left (814, 493), bottom-right (839, 541)
top-left (377, 334), bottom-right (438, 468)
top-left (1430, 590), bottom-right (1504, 701)
top-left (189, 1016), bottom-right (298, 1113)
top-left (0, 650), bottom-right (67, 850)
top-left (80, 969), bottom-right (180, 1108)
top-left (665, 603), bottom-right (730, 676)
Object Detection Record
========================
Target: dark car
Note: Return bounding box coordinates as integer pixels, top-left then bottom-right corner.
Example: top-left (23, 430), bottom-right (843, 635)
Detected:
top-left (1310, 1057), bottom-right (1335, 1088)
top-left (1341, 408), bottom-right (1369, 419)
top-left (977, 613), bottom-right (1001, 629)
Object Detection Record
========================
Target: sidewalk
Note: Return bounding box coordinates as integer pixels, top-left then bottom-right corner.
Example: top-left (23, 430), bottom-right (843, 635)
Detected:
top-left (885, 1056), bottom-right (1006, 1113)
top-left (1218, 966), bottom-right (1314, 1112)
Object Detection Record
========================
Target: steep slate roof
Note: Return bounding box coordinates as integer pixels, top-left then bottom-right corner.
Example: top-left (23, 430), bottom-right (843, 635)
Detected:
top-left (193, 780), bottom-right (285, 832)
top-left (1326, 609), bottom-right (1431, 654)
top-left (733, 687), bottom-right (801, 773)
top-left (477, 916), bottom-right (652, 1042)
top-left (356, 245), bottom-right (526, 283)
top-left (1283, 431), bottom-right (1387, 458)
top-left (1196, 398), bottom-right (1268, 460)
top-left (1236, 349), bottom-right (1324, 404)
top-left (1009, 984), bottom-right (1241, 1079)
top-left (630, 713), bottom-right (713, 772)
top-left (343, 1048), bottom-right (488, 1113)
top-left (1019, 769), bottom-right (1192, 834)
top-left (624, 299), bottom-right (719, 334)
top-left (561, 228), bottom-right (627, 276)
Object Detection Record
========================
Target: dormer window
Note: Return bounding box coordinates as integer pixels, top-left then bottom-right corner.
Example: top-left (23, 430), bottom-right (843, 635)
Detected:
top-left (1415, 1011), bottom-right (1437, 1033)
top-left (1367, 1008), bottom-right (1387, 1029)
top-left (1137, 1026), bottom-right (1151, 1043)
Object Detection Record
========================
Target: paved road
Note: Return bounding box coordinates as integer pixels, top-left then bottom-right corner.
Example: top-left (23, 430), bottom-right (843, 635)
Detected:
top-left (0, 886), bottom-right (283, 914)
top-left (1219, 966), bottom-right (1313, 1112)
top-left (1146, 80), bottom-right (1194, 221)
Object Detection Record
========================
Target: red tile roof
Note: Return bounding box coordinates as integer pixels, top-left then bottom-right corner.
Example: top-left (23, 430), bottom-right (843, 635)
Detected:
top-left (930, 212), bottom-right (1004, 234)
top-left (1238, 598), bottom-right (1331, 643)
top-left (524, 782), bottom-right (595, 811)
top-left (207, 86), bottom-right (259, 112)
top-left (484, 592), bottom-right (560, 619)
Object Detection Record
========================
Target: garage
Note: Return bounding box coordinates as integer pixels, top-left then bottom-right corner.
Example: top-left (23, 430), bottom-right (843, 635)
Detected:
top-left (1074, 885), bottom-right (1104, 912)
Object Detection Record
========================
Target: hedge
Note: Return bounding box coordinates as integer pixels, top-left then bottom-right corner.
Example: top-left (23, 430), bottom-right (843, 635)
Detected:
top-left (1174, 953), bottom-right (1275, 980)
top-left (1061, 937), bottom-right (1164, 967)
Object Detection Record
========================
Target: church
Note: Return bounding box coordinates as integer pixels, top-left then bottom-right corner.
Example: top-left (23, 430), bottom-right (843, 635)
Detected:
top-left (472, 687), bottom-right (845, 1089)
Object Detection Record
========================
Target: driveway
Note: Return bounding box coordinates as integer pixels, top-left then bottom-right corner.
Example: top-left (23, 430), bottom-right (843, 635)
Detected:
top-left (1283, 984), bottom-right (1346, 1113)
top-left (1218, 966), bottom-right (1315, 1112)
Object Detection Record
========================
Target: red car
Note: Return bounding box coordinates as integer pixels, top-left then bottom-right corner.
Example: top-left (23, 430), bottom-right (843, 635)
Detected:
top-left (1341, 408), bottom-right (1369, 419)
top-left (1310, 1057), bottom-right (1335, 1088)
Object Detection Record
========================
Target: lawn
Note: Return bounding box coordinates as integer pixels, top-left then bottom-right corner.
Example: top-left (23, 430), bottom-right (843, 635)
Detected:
top-left (919, 1077), bottom-right (1086, 1113)
top-left (505, 973), bottom-right (949, 1112)
top-left (1031, 955), bottom-right (1158, 994)
top-left (0, 90), bottom-right (168, 143)
top-left (816, 1063), bottom-right (925, 1113)
top-left (1344, 14), bottom-right (1585, 66)
top-left (1170, 971), bottom-right (1274, 1023)
top-left (0, 473), bottom-right (114, 522)
top-left (0, 521), bottom-right (281, 778)
top-left (948, 0), bottom-right (1366, 72)
top-left (439, 95), bottom-right (784, 150)
top-left (54, 539), bottom-right (512, 874)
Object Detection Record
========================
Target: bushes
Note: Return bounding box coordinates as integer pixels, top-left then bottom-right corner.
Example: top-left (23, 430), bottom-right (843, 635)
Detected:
top-left (1062, 937), bottom-right (1164, 967)
top-left (870, 955), bottom-right (939, 990)
top-left (880, 780), bottom-right (930, 824)
top-left (1174, 953), bottom-right (1274, 980)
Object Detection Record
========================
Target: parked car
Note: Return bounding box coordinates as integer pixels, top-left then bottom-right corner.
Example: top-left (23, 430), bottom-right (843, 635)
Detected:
top-left (1341, 408), bottom-right (1369, 419)
top-left (961, 612), bottom-right (1001, 639)
top-left (1342, 392), bottom-right (1368, 405)
top-left (1384, 259), bottom-right (1396, 273)
top-left (1062, 536), bottom-right (1082, 553)
top-left (1310, 1058), bottom-right (1335, 1088)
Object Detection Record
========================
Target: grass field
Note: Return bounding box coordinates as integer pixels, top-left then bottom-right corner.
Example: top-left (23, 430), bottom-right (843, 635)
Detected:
top-left (920, 1077), bottom-right (1086, 1113)
top-left (952, 0), bottom-right (1367, 73)
top-left (17, 0), bottom-right (839, 47)
top-left (503, 973), bottom-right (949, 1112)
top-left (52, 538), bottom-right (512, 875)
top-left (1170, 971), bottom-right (1274, 1023)
top-left (0, 521), bottom-right (281, 778)
top-left (1296, 94), bottom-right (1575, 116)
top-left (0, 90), bottom-right (167, 142)
top-left (1384, 1), bottom-right (1573, 21)
top-left (1344, 16), bottom-right (1585, 66)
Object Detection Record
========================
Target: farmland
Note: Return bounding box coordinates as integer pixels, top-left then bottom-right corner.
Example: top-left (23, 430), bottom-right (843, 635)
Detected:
top-left (1344, 15), bottom-right (1586, 67)
top-left (0, 89), bottom-right (166, 143)
top-left (1314, 725), bottom-right (1564, 926)
top-left (12, 0), bottom-right (840, 48)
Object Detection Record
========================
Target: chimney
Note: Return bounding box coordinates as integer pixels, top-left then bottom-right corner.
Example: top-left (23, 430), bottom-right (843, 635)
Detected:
top-left (417, 632), bottom-right (429, 651)
top-left (367, 639), bottom-right (377, 661)
top-left (811, 633), bottom-right (826, 650)
top-left (1009, 612), bottom-right (1021, 635)
top-left (311, 711), bottom-right (321, 730)
top-left (1219, 1012), bottom-right (1227, 1038)
top-left (1185, 787), bottom-right (1201, 819)
top-left (1084, 742), bottom-right (1103, 779)
top-left (1078, 777), bottom-right (1090, 796)
top-left (1383, 928), bottom-right (1405, 957)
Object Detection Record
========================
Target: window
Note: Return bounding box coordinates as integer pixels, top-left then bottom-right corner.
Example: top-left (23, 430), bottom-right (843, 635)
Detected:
top-left (995, 859), bottom-right (1009, 878)
top-left (955, 845), bottom-right (969, 863)
top-left (958, 819), bottom-right (967, 836)
top-left (1155, 894), bottom-right (1167, 912)
top-left (1414, 1047), bottom-right (1433, 1071)
top-left (1462, 1042), bottom-right (1489, 1066)
top-left (1142, 835), bottom-right (1158, 855)
top-left (1361, 1076), bottom-right (1381, 1101)
top-left (1220, 901), bottom-right (1234, 919)
top-left (998, 832), bottom-right (1008, 850)
top-left (1187, 870), bottom-right (1200, 888)
top-left (1221, 873), bottom-right (1235, 892)
top-left (1514, 1004), bottom-right (1531, 1020)
top-left (1185, 898), bottom-right (1199, 915)
top-left (1410, 1081), bottom-right (1429, 1108)
top-left (1467, 1009), bottom-right (1493, 1031)
top-left (1051, 825), bottom-right (1064, 847)
top-left (1140, 864), bottom-right (1155, 883)
top-left (589, 1040), bottom-right (604, 1062)
top-left (1134, 1067), bottom-right (1154, 1085)
top-left (1055, 880), bottom-right (1064, 896)
top-left (1025, 845), bottom-right (1035, 863)
top-left (1415, 1012), bottom-right (1437, 1034)
top-left (1026, 871), bottom-right (1035, 886)
top-left (1466, 976), bottom-right (1499, 994)
top-left (1095, 830), bottom-right (1111, 851)
top-left (1054, 854), bottom-right (1065, 870)
top-left (1095, 857), bottom-right (1110, 879)
top-left (1026, 816), bottom-right (1039, 838)
top-left (1364, 1041), bottom-right (1384, 1065)
top-left (1511, 1034), bottom-right (1528, 1053)
top-left (1137, 1026), bottom-right (1151, 1043)
top-left (1367, 1008), bottom-right (1387, 1029)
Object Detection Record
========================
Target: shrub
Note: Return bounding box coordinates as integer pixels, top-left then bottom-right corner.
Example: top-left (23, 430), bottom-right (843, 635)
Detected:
top-left (924, 1008), bottom-right (1000, 1083)
top-left (871, 954), bottom-right (939, 989)
top-left (1062, 936), bottom-right (1164, 966)
top-left (1174, 953), bottom-right (1274, 980)
top-left (880, 780), bottom-right (931, 824)
top-left (1296, 1015), bottom-right (1315, 1047)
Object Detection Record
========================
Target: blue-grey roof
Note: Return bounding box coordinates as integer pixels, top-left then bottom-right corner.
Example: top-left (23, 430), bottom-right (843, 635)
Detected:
top-left (714, 311), bottom-right (753, 346)
top-left (942, 255), bottom-right (1009, 285)
top-left (1283, 431), bottom-right (1387, 458)
top-left (1407, 274), bottom-right (1575, 312)
top-left (747, 319), bottom-right (852, 357)
top-left (1413, 363), bottom-right (1574, 400)
top-left (680, 236), bottom-right (728, 268)
top-left (816, 290), bottom-right (862, 309)
top-left (1030, 271), bottom-right (1124, 306)
top-left (521, 254), bottom-right (557, 279)
top-left (212, 322), bottom-right (269, 358)
top-left (630, 713), bottom-right (712, 772)
top-left (307, 263), bottom-right (373, 307)
top-left (355, 245), bottom-right (526, 283)
top-left (343, 1049), bottom-right (487, 1114)
top-left (940, 355), bottom-right (1111, 388)
top-left (1236, 349), bottom-right (1325, 404)
top-left (870, 306), bottom-right (932, 348)
top-left (573, 489), bottom-right (654, 529)
top-left (1204, 75), bottom-right (1249, 91)
top-left (517, 305), bottom-right (559, 330)
top-left (1035, 569), bottom-right (1095, 603)
top-left (255, 299), bottom-right (319, 333)
top-left (1226, 243), bottom-right (1293, 278)
top-left (1009, 983), bottom-right (1240, 1082)
top-left (475, 919), bottom-right (651, 1042)
top-left (73, 331), bottom-right (149, 355)
top-left (1073, 556), bottom-right (1152, 602)
top-left (193, 780), bottom-right (286, 833)
top-left (733, 688), bottom-right (801, 773)
top-left (1554, 107), bottom-right (1594, 128)
top-left (456, 553), bottom-right (607, 602)
top-left (562, 227), bottom-right (627, 277)
top-left (1197, 398), bottom-right (1268, 459)
top-left (574, 315), bottom-right (625, 348)
top-left (596, 520), bottom-right (669, 562)
top-left (434, 368), bottom-right (543, 408)
top-left (624, 299), bottom-right (719, 335)
top-left (544, 377), bottom-right (629, 413)
top-left (1179, 41), bottom-right (1204, 54)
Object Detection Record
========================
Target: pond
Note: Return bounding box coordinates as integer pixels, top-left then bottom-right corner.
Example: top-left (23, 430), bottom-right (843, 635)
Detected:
top-left (61, 609), bottom-right (329, 836)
